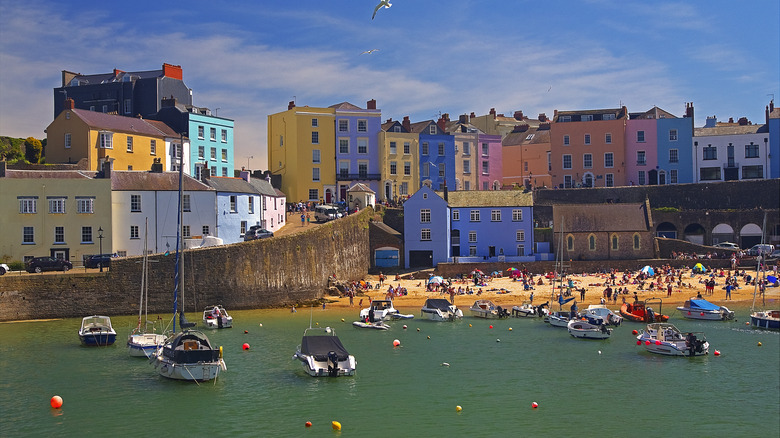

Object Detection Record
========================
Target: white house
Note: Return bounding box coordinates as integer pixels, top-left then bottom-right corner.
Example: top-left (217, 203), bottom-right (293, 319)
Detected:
top-left (203, 172), bottom-right (264, 244)
top-left (693, 117), bottom-right (770, 182)
top-left (248, 173), bottom-right (286, 233)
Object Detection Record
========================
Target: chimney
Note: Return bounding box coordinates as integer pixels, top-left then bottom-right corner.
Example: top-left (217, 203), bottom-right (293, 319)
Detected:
top-left (514, 110), bottom-right (524, 120)
top-left (737, 117), bottom-right (749, 125)
top-left (469, 112), bottom-right (475, 120)
top-left (385, 118), bottom-right (393, 123)
top-left (512, 124), bottom-right (529, 133)
top-left (458, 114), bottom-right (468, 124)
top-left (240, 169), bottom-right (250, 182)
top-left (705, 116), bottom-right (717, 128)
top-left (767, 105), bottom-right (770, 125)
top-left (367, 99), bottom-right (377, 110)
top-left (489, 108), bottom-right (496, 116)
top-left (538, 113), bottom-right (547, 122)
top-left (443, 113), bottom-right (450, 122)
top-left (538, 122), bottom-right (551, 130)
top-left (770, 99), bottom-right (775, 112)
top-left (288, 101), bottom-right (295, 110)
top-left (553, 109), bottom-right (558, 120)
top-left (436, 117), bottom-right (446, 131)
top-left (443, 178), bottom-right (448, 202)
top-left (162, 63), bottom-right (183, 80)
top-left (64, 98), bottom-right (75, 110)
top-left (728, 117), bottom-right (734, 124)
top-left (402, 116), bottom-right (411, 132)
top-left (150, 157), bottom-right (163, 173)
top-left (201, 167), bottom-right (211, 182)
top-left (102, 158), bottom-right (113, 179)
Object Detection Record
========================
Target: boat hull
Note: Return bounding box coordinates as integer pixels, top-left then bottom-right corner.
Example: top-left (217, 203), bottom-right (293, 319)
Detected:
top-left (79, 332), bottom-right (117, 346)
top-left (636, 323), bottom-right (709, 356)
top-left (420, 309), bottom-right (462, 321)
top-left (154, 356), bottom-right (224, 381)
top-left (750, 311), bottom-right (780, 330)
top-left (677, 308), bottom-right (730, 321)
top-left (352, 321), bottom-right (390, 330)
top-left (203, 316), bottom-right (233, 329)
top-left (567, 321), bottom-right (611, 339)
top-left (293, 353), bottom-right (356, 377)
top-left (127, 333), bottom-right (168, 357)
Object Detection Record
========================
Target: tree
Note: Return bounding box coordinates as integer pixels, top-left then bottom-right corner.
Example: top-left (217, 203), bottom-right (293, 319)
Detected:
top-left (24, 137), bottom-right (42, 163)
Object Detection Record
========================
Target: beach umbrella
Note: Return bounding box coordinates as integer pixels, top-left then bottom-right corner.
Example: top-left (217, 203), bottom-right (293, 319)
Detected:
top-left (428, 276), bottom-right (444, 284)
top-left (693, 263), bottom-right (706, 273)
top-left (641, 266), bottom-right (655, 276)
top-left (767, 275), bottom-right (777, 284)
top-left (507, 267), bottom-right (518, 271)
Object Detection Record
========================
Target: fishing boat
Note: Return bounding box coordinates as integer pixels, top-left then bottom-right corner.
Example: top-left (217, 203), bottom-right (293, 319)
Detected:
top-left (620, 298), bottom-right (669, 323)
top-left (352, 320), bottom-right (390, 330)
top-left (128, 220), bottom-right (167, 357)
top-left (584, 304), bottom-right (623, 326)
top-left (78, 315), bottom-right (117, 346)
top-left (202, 305), bottom-right (233, 329)
top-left (358, 299), bottom-right (413, 321)
top-left (567, 319), bottom-right (612, 339)
top-left (469, 299), bottom-right (509, 319)
top-left (293, 326), bottom-right (356, 377)
top-left (677, 298), bottom-right (734, 321)
top-left (749, 213), bottom-right (779, 330)
top-left (420, 298), bottom-right (463, 321)
top-left (636, 323), bottom-right (709, 356)
top-left (511, 301), bottom-right (548, 318)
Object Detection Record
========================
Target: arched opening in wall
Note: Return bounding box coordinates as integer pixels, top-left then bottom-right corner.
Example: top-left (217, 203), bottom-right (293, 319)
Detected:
top-left (492, 180), bottom-right (500, 190)
top-left (611, 234), bottom-right (619, 251)
top-left (712, 223), bottom-right (735, 245)
top-left (739, 223), bottom-right (763, 249)
top-left (588, 234), bottom-right (596, 251)
top-left (325, 188), bottom-right (333, 204)
top-left (582, 172), bottom-right (594, 188)
top-left (384, 181), bottom-right (391, 201)
top-left (656, 222), bottom-right (677, 239)
top-left (658, 170), bottom-right (667, 185)
top-left (683, 223), bottom-right (706, 245)
top-left (375, 246), bottom-right (399, 268)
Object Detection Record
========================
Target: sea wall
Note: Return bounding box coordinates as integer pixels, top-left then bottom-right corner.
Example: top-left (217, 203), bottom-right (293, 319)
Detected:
top-left (0, 209), bottom-right (371, 321)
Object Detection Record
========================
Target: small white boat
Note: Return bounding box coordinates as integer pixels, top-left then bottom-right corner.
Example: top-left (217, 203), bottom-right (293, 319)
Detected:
top-left (203, 305), bottom-right (234, 329)
top-left (677, 298), bottom-right (734, 321)
top-left (567, 319), bottom-right (612, 339)
top-left (511, 301), bottom-right (548, 318)
top-left (420, 298), bottom-right (463, 321)
top-left (636, 323), bottom-right (709, 356)
top-left (584, 304), bottom-right (623, 325)
top-left (469, 299), bottom-right (509, 319)
top-left (152, 330), bottom-right (226, 381)
top-left (545, 311), bottom-right (573, 328)
top-left (359, 299), bottom-right (414, 321)
top-left (78, 315), bottom-right (117, 346)
top-left (293, 326), bottom-right (356, 377)
top-left (127, 225), bottom-right (167, 357)
top-left (352, 321), bottom-right (390, 330)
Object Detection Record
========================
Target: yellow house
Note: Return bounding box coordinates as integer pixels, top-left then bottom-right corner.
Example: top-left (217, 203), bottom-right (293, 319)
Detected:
top-left (379, 118), bottom-right (419, 202)
top-left (268, 102), bottom-right (335, 203)
top-left (46, 99), bottom-right (175, 172)
top-left (0, 164), bottom-right (112, 266)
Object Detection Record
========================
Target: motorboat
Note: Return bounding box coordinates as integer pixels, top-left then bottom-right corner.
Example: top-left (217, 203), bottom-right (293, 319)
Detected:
top-left (127, 221), bottom-right (168, 357)
top-left (677, 298), bottom-right (734, 321)
top-left (420, 298), bottom-right (463, 321)
top-left (567, 319), bottom-right (612, 339)
top-left (545, 311), bottom-right (573, 328)
top-left (352, 320), bottom-right (390, 330)
top-left (469, 299), bottom-right (509, 319)
top-left (203, 305), bottom-right (234, 329)
top-left (584, 304), bottom-right (623, 326)
top-left (636, 323), bottom-right (709, 356)
top-left (620, 299), bottom-right (669, 323)
top-left (511, 301), bottom-right (548, 318)
top-left (152, 330), bottom-right (226, 381)
top-left (750, 310), bottom-right (780, 330)
top-left (358, 299), bottom-right (413, 321)
top-left (78, 315), bottom-right (117, 346)
top-left (293, 326), bottom-right (356, 377)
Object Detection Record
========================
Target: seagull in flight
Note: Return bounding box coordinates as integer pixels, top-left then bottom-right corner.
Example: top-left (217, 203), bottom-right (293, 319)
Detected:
top-left (361, 49), bottom-right (380, 55)
top-left (372, 0), bottom-right (392, 20)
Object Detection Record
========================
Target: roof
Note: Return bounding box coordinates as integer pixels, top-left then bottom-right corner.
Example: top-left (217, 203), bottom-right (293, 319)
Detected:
top-left (204, 176), bottom-right (261, 194)
top-left (68, 68), bottom-right (163, 85)
top-left (629, 106), bottom-right (678, 120)
top-left (442, 190), bottom-right (533, 208)
top-left (347, 182), bottom-right (375, 194)
top-left (248, 178), bottom-right (279, 197)
top-left (69, 109), bottom-right (172, 137)
top-left (503, 126), bottom-right (551, 146)
top-left (144, 119), bottom-right (180, 137)
top-left (370, 221), bottom-right (401, 236)
top-left (110, 170), bottom-right (214, 191)
top-left (694, 124), bottom-right (768, 136)
top-left (553, 203), bottom-right (650, 232)
top-left (2, 169), bottom-right (97, 179)
top-left (553, 107), bottom-right (627, 122)
top-left (329, 102), bottom-right (363, 110)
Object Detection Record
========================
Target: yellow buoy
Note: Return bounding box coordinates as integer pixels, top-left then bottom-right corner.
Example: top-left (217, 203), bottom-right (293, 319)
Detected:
top-left (508, 327), bottom-right (513, 331)
top-left (332, 421), bottom-right (342, 430)
top-left (456, 405), bottom-right (462, 412)
top-left (219, 346), bottom-right (223, 358)
top-left (469, 324), bottom-right (472, 327)
top-left (758, 342), bottom-right (762, 347)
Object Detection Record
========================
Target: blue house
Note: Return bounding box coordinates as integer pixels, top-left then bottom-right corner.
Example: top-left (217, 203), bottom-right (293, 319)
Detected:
top-left (768, 101), bottom-right (779, 179)
top-left (656, 103), bottom-right (695, 184)
top-left (411, 120), bottom-right (456, 191)
top-left (403, 185), bottom-right (450, 269)
top-left (203, 174), bottom-right (262, 244)
top-left (333, 100), bottom-right (382, 202)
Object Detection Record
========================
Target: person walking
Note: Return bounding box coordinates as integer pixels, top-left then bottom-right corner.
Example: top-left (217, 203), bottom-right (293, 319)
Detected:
top-left (300, 213), bottom-right (305, 227)
top-left (725, 283), bottom-right (732, 300)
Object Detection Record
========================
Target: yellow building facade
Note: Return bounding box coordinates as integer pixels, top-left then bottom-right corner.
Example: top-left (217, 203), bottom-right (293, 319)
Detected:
top-left (378, 120), bottom-right (419, 202)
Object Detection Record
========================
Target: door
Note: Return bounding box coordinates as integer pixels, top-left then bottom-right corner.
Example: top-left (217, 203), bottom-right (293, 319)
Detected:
top-left (408, 250), bottom-right (433, 268)
top-left (375, 249), bottom-right (399, 268)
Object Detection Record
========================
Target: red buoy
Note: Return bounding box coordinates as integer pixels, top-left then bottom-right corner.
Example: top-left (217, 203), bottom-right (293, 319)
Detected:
top-left (655, 340), bottom-right (661, 345)
top-left (645, 340), bottom-right (651, 345)
top-left (242, 343), bottom-right (250, 350)
top-left (714, 350), bottom-right (721, 356)
top-left (636, 340), bottom-right (641, 345)
top-left (489, 325), bottom-right (494, 329)
top-left (531, 402), bottom-right (539, 409)
top-left (631, 329), bottom-right (638, 335)
top-left (305, 421), bottom-right (312, 427)
top-left (50, 395), bottom-right (63, 409)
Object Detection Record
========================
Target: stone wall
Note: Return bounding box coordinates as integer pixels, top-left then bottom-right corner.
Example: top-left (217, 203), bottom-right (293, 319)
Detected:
top-left (0, 209), bottom-right (371, 321)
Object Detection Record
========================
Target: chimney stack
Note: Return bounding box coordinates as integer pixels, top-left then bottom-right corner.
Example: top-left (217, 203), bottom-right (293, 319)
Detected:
top-left (489, 108), bottom-right (496, 116)
top-left (538, 113), bottom-right (547, 122)
top-left (470, 112), bottom-right (475, 120)
top-left (288, 101), bottom-right (295, 110)
top-left (102, 158), bottom-right (113, 178)
top-left (367, 99), bottom-right (377, 110)
top-left (202, 167), bottom-right (211, 182)
top-left (240, 169), bottom-right (250, 182)
top-left (436, 117), bottom-right (446, 132)
top-left (162, 63), bottom-right (183, 80)
top-left (458, 114), bottom-right (468, 124)
top-left (728, 117), bottom-right (734, 124)
top-left (402, 116), bottom-right (411, 132)
top-left (737, 117), bottom-right (749, 125)
top-left (64, 98), bottom-right (75, 110)
top-left (514, 110), bottom-right (524, 120)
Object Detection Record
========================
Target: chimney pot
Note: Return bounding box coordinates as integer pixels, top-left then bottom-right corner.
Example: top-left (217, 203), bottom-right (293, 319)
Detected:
top-left (514, 110), bottom-right (524, 120)
top-left (489, 108), bottom-right (496, 116)
top-left (402, 116), bottom-right (411, 132)
top-left (288, 101), bottom-right (295, 110)
top-left (367, 99), bottom-right (376, 110)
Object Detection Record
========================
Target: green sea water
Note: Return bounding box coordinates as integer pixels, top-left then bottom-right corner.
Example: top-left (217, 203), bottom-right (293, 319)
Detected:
top-left (0, 304), bottom-right (778, 437)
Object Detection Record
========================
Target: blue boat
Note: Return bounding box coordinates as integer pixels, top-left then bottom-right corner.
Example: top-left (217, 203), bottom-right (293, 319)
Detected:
top-left (677, 298), bottom-right (734, 321)
top-left (78, 315), bottom-right (117, 346)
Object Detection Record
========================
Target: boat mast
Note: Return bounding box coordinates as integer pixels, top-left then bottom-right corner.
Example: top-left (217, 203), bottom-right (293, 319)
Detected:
top-left (751, 212), bottom-right (768, 311)
top-left (552, 217), bottom-right (564, 309)
top-left (172, 135), bottom-right (184, 333)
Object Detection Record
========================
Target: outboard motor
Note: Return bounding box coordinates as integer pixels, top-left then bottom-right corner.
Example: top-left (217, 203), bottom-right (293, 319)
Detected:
top-left (327, 351), bottom-right (339, 377)
top-left (645, 307), bottom-right (655, 323)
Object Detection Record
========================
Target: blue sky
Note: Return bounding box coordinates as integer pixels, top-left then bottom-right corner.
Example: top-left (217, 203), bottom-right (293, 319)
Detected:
top-left (1, 0), bottom-right (777, 170)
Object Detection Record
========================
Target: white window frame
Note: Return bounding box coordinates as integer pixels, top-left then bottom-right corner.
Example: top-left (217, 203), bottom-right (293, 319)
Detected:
top-left (421, 229), bottom-right (431, 241)
top-left (468, 231), bottom-right (477, 243)
top-left (210, 127), bottom-right (217, 141)
top-left (389, 141), bottom-right (397, 154)
top-left (563, 135), bottom-right (570, 146)
top-left (470, 210), bottom-right (480, 222)
top-left (20, 197), bottom-right (37, 214)
top-left (338, 119), bottom-right (348, 132)
top-left (491, 210), bottom-right (501, 222)
top-left (76, 197), bottom-right (94, 214)
top-left (583, 153), bottom-right (593, 169)
top-left (452, 210), bottom-right (460, 221)
top-left (49, 197), bottom-right (66, 214)
top-left (404, 162), bottom-right (411, 176)
top-left (221, 129), bottom-right (227, 143)
top-left (605, 133), bottom-right (612, 144)
top-left (512, 209), bottom-right (522, 222)
top-left (150, 139), bottom-right (156, 155)
top-left (357, 119), bottom-right (367, 132)
top-left (563, 154), bottom-right (572, 169)
top-left (389, 161), bottom-right (397, 175)
top-left (420, 209), bottom-right (431, 223)
top-left (669, 129), bottom-right (678, 141)
top-left (130, 225), bottom-right (140, 239)
top-left (584, 134), bottom-right (591, 145)
top-left (64, 133), bottom-right (71, 149)
top-left (131, 195), bottom-right (141, 212)
top-left (357, 138), bottom-right (368, 154)
top-left (516, 230), bottom-right (525, 242)
top-left (313, 149), bottom-right (321, 163)
top-left (604, 152), bottom-right (614, 168)
top-left (312, 167), bottom-right (320, 182)
top-left (311, 118), bottom-right (318, 128)
top-left (198, 126), bottom-right (205, 139)
top-left (312, 131), bottom-right (319, 144)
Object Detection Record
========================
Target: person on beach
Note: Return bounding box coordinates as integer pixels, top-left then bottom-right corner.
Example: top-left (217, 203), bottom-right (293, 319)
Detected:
top-left (725, 283), bottom-right (732, 300)
top-left (300, 213), bottom-right (305, 227)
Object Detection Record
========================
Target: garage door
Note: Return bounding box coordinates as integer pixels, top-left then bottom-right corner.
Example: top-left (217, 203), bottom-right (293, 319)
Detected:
top-left (375, 249), bottom-right (399, 268)
top-left (408, 250), bottom-right (433, 269)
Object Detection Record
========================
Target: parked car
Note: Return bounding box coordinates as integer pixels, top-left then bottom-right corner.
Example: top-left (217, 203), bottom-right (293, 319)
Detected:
top-left (314, 204), bottom-right (342, 222)
top-left (26, 257), bottom-right (73, 273)
top-left (748, 244), bottom-right (775, 257)
top-left (244, 225), bottom-right (274, 241)
top-left (766, 249), bottom-right (780, 261)
top-left (84, 253), bottom-right (117, 269)
top-left (0, 263), bottom-right (9, 275)
top-left (713, 242), bottom-right (740, 250)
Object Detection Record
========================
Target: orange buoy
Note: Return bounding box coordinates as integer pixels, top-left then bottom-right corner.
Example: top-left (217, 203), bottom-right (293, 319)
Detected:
top-left (331, 421), bottom-right (341, 430)
top-left (508, 327), bottom-right (513, 331)
top-left (242, 343), bottom-right (250, 350)
top-left (393, 339), bottom-right (401, 347)
top-left (305, 421), bottom-right (312, 427)
top-left (244, 330), bottom-right (248, 334)
top-left (531, 402), bottom-right (539, 409)
top-left (50, 395), bottom-right (63, 409)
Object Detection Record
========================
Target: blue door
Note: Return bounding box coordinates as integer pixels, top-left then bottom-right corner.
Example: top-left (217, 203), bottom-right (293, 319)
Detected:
top-left (375, 249), bottom-right (399, 267)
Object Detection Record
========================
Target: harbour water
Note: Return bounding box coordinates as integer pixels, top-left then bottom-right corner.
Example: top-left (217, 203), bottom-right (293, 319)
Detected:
top-left (1, 304), bottom-right (777, 437)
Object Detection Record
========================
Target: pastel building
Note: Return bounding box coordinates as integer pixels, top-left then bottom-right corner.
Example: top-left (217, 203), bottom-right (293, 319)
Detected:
top-left (403, 185), bottom-right (450, 269)
top-left (656, 103), bottom-right (695, 184)
top-left (502, 122), bottom-right (552, 189)
top-left (626, 105), bottom-right (694, 186)
top-left (444, 114), bottom-right (482, 191)
top-left (470, 109), bottom-right (543, 137)
top-left (476, 133), bottom-right (503, 191)
top-left (379, 117), bottom-right (418, 202)
top-left (333, 101), bottom-right (382, 202)
top-left (202, 174), bottom-right (263, 245)
top-left (693, 116), bottom-right (770, 182)
top-left (248, 173), bottom-right (287, 233)
top-left (766, 100), bottom-right (779, 179)
top-left (412, 119), bottom-right (455, 192)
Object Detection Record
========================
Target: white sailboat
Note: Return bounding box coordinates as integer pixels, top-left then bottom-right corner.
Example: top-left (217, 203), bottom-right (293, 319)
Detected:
top-left (750, 213), bottom-right (779, 330)
top-left (128, 219), bottom-right (167, 357)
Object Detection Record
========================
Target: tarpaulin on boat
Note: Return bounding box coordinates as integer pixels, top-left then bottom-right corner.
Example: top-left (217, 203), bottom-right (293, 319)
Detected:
top-left (688, 299), bottom-right (721, 311)
top-left (300, 335), bottom-right (350, 361)
top-left (424, 299), bottom-right (455, 311)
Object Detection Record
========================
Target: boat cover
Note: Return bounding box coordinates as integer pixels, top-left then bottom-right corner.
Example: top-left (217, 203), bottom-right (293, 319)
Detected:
top-left (424, 299), bottom-right (454, 311)
top-left (300, 335), bottom-right (350, 361)
top-left (688, 299), bottom-right (721, 311)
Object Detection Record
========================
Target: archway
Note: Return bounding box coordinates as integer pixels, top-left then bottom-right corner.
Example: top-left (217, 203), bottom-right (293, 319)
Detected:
top-left (711, 223), bottom-right (735, 245)
top-left (683, 223), bottom-right (706, 245)
top-left (655, 222), bottom-right (677, 239)
top-left (739, 223), bottom-right (763, 248)
top-left (582, 172), bottom-right (594, 188)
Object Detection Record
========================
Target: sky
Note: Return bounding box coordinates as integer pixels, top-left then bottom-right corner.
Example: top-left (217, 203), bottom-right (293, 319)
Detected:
top-left (1, 0), bottom-right (778, 170)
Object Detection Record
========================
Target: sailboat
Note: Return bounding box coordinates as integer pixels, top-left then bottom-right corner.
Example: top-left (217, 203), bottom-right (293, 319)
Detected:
top-left (151, 151), bottom-right (227, 381)
top-left (128, 219), bottom-right (167, 357)
top-left (545, 218), bottom-right (575, 327)
top-left (750, 213), bottom-right (779, 330)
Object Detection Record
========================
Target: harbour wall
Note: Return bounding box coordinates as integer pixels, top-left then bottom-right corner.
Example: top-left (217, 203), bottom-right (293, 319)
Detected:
top-left (0, 209), bottom-right (371, 321)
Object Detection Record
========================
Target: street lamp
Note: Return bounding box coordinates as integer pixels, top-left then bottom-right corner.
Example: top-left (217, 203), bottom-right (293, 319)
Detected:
top-left (97, 227), bottom-right (104, 272)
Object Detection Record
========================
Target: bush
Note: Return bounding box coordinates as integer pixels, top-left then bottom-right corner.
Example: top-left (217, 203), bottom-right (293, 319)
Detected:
top-left (24, 137), bottom-right (43, 163)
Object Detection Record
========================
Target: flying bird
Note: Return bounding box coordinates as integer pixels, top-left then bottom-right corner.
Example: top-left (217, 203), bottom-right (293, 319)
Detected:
top-left (372, 0), bottom-right (392, 20)
top-left (361, 49), bottom-right (380, 55)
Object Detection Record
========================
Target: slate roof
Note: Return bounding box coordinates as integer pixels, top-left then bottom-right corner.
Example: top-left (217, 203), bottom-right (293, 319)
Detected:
top-left (694, 124), bottom-right (768, 136)
top-left (329, 102), bottom-right (363, 110)
top-left (409, 120), bottom-right (442, 134)
top-left (553, 107), bottom-right (627, 122)
top-left (503, 125), bottom-right (551, 147)
top-left (111, 170), bottom-right (214, 191)
top-left (3, 169), bottom-right (97, 179)
top-left (204, 176), bottom-right (261, 194)
top-left (248, 177), bottom-right (280, 197)
top-left (348, 182), bottom-right (375, 193)
top-left (69, 68), bottom-right (162, 85)
top-left (552, 203), bottom-right (650, 232)
top-left (370, 221), bottom-right (401, 236)
top-left (70, 109), bottom-right (173, 137)
top-left (442, 190), bottom-right (533, 208)
top-left (629, 106), bottom-right (678, 120)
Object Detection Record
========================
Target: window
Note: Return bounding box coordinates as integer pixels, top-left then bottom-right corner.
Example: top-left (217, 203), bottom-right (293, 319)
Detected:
top-left (211, 147), bottom-right (217, 160)
top-left (633, 234), bottom-right (641, 250)
top-left (422, 142), bottom-right (429, 155)
top-left (210, 127), bottom-right (216, 141)
top-left (311, 118), bottom-right (318, 127)
top-left (482, 181), bottom-right (489, 191)
top-left (745, 143), bottom-right (759, 158)
top-left (482, 143), bottom-right (489, 156)
top-left (130, 195), bottom-right (141, 212)
top-left (670, 169), bottom-right (678, 184)
top-left (742, 165), bottom-right (764, 179)
top-left (438, 143), bottom-right (445, 156)
top-left (637, 151), bottom-right (646, 165)
top-left (211, 166), bottom-right (216, 176)
top-left (358, 138), bottom-right (367, 154)
top-left (589, 234), bottom-right (596, 250)
top-left (421, 229), bottom-right (431, 241)
top-left (438, 162), bottom-right (445, 178)
top-left (562, 154), bottom-right (572, 169)
top-left (221, 167), bottom-right (228, 177)
top-left (229, 195), bottom-right (237, 212)
top-left (604, 153), bottom-right (614, 168)
top-left (559, 115), bottom-right (571, 122)
top-left (400, 182), bottom-right (408, 194)
top-left (150, 139), bottom-right (156, 155)
top-left (603, 113), bottom-right (616, 120)
top-left (358, 162), bottom-right (368, 178)
top-left (203, 225), bottom-right (210, 235)
top-left (312, 167), bottom-right (320, 181)
top-left (198, 126), bottom-right (205, 139)
top-left (182, 194), bottom-right (191, 212)
top-left (82, 226), bottom-right (93, 243)
top-left (482, 161), bottom-right (489, 174)
top-left (491, 210), bottom-right (501, 222)
top-left (468, 231), bottom-right (477, 243)
top-left (429, 125), bottom-right (436, 135)
top-left (99, 132), bottom-right (113, 149)
top-left (19, 197), bottom-right (36, 214)
top-left (64, 133), bottom-right (71, 148)
top-left (311, 131), bottom-right (319, 144)
top-left (638, 170), bottom-right (646, 185)
top-left (584, 134), bottom-right (591, 145)
top-left (452, 210), bottom-right (460, 221)
top-left (463, 142), bottom-right (470, 155)
top-left (470, 210), bottom-right (480, 222)
top-left (357, 120), bottom-right (367, 132)
top-left (339, 139), bottom-right (349, 154)
top-left (76, 197), bottom-right (94, 214)
top-left (221, 129), bottom-right (227, 143)
top-left (312, 149), bottom-right (321, 163)
top-left (339, 119), bottom-right (348, 132)
top-left (583, 154), bottom-right (593, 169)
top-left (124, 99), bottom-right (131, 114)
top-left (102, 105), bottom-right (108, 113)
top-left (48, 197), bottom-right (66, 214)
top-left (703, 146), bottom-right (717, 160)
top-left (198, 146), bottom-right (205, 159)
top-left (611, 234), bottom-right (619, 250)
top-left (567, 235), bottom-right (574, 251)
top-left (23, 226), bottom-right (34, 243)
top-left (130, 225), bottom-right (139, 239)
top-left (404, 142), bottom-right (410, 155)
top-left (605, 133), bottom-right (612, 144)
top-left (248, 197), bottom-right (254, 214)
top-left (563, 135), bottom-right (570, 146)
top-left (469, 246), bottom-right (477, 256)
top-left (420, 209), bottom-right (431, 223)
top-left (339, 161), bottom-right (349, 178)
top-left (564, 175), bottom-right (573, 188)
top-left (182, 225), bottom-right (190, 238)
top-left (464, 181), bottom-right (470, 190)
top-left (463, 160), bottom-right (470, 174)
top-left (54, 226), bottom-right (64, 244)
top-left (605, 173), bottom-right (614, 187)
top-left (516, 230), bottom-right (525, 241)
top-left (240, 221), bottom-right (247, 235)
top-left (126, 136), bottom-right (133, 152)
top-left (512, 209), bottom-right (523, 221)
top-left (221, 149), bottom-right (228, 162)
top-left (581, 114), bottom-right (593, 122)
top-left (637, 131), bottom-right (645, 142)
top-left (389, 161), bottom-right (397, 175)
top-left (404, 162), bottom-right (410, 176)
top-left (669, 149), bottom-right (679, 163)
top-left (516, 245), bottom-right (525, 256)
top-left (669, 129), bottom-right (678, 141)
top-left (389, 142), bottom-right (397, 154)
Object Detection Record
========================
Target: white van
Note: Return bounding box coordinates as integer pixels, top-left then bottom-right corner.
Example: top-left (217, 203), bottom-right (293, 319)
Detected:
top-left (748, 244), bottom-right (774, 257)
top-left (314, 205), bottom-right (342, 222)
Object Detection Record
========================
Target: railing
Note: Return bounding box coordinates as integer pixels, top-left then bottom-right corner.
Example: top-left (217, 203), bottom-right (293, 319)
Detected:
top-left (336, 173), bottom-right (381, 181)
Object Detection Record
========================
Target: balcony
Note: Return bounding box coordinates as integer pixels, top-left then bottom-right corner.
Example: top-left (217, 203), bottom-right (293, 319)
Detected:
top-left (336, 173), bottom-right (381, 181)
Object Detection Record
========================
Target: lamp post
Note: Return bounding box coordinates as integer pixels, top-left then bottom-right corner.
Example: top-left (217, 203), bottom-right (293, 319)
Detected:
top-left (97, 227), bottom-right (104, 272)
